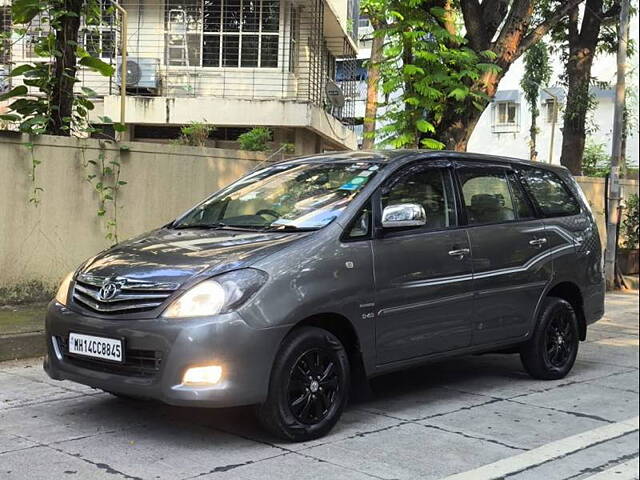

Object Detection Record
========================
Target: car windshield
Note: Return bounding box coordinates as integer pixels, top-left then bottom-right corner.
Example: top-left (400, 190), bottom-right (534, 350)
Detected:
top-left (172, 161), bottom-right (382, 231)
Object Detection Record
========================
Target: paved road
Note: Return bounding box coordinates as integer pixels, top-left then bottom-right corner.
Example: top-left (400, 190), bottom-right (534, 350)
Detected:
top-left (1, 294), bottom-right (638, 480)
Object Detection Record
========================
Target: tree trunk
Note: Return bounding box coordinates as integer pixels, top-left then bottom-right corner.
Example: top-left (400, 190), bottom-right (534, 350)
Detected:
top-left (362, 25), bottom-right (385, 150)
top-left (48, 0), bottom-right (83, 136)
top-left (559, 49), bottom-right (594, 174)
top-left (438, 106), bottom-right (485, 151)
top-left (559, 0), bottom-right (604, 174)
top-left (530, 108), bottom-right (538, 161)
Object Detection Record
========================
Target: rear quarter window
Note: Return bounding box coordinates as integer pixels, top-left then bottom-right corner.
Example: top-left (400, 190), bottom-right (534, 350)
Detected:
top-left (519, 168), bottom-right (581, 217)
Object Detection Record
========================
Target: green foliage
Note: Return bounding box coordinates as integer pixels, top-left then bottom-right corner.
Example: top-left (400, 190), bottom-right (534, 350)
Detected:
top-left (621, 194), bottom-right (639, 250)
top-left (582, 141), bottom-right (611, 177)
top-left (521, 41), bottom-right (552, 160)
top-left (238, 127), bottom-right (272, 151)
top-left (80, 141), bottom-right (127, 243)
top-left (2, 0), bottom-right (115, 135)
top-left (280, 142), bottom-right (295, 154)
top-left (364, 0), bottom-right (497, 149)
top-left (174, 122), bottom-right (215, 147)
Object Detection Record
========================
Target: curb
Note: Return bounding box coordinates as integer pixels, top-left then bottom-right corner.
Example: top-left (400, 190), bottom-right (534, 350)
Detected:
top-left (0, 331), bottom-right (46, 362)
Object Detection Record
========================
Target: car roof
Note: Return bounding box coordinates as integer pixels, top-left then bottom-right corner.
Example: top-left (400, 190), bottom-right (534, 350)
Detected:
top-left (284, 150), bottom-right (569, 175)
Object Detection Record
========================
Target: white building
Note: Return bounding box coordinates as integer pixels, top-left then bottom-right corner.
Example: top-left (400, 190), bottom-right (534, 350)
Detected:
top-left (0, 0), bottom-right (360, 153)
top-left (468, 16), bottom-right (640, 167)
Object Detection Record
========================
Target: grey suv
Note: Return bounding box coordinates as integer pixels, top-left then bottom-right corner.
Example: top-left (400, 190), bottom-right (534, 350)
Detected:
top-left (44, 151), bottom-right (605, 441)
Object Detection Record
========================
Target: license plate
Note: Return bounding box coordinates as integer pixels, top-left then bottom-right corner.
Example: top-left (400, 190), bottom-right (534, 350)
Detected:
top-left (68, 333), bottom-right (123, 363)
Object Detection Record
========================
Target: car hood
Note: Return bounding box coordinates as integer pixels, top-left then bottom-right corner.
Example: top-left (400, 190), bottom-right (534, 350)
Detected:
top-left (80, 228), bottom-right (307, 286)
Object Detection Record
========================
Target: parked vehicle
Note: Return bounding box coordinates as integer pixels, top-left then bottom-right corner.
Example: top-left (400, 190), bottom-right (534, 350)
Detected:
top-left (44, 151), bottom-right (605, 441)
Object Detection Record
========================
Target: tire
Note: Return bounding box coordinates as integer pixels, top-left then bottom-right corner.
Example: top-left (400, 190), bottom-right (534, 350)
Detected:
top-left (520, 297), bottom-right (579, 380)
top-left (258, 326), bottom-right (350, 442)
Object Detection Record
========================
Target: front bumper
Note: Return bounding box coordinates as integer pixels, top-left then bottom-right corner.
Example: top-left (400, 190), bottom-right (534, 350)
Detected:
top-left (44, 301), bottom-right (288, 407)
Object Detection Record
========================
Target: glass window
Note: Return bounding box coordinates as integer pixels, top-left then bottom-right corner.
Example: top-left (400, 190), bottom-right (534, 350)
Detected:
top-left (166, 0), bottom-right (279, 68)
top-left (494, 101), bottom-right (518, 126)
top-left (174, 162), bottom-right (382, 230)
top-left (382, 167), bottom-right (456, 230)
top-left (458, 171), bottom-right (516, 225)
top-left (520, 168), bottom-right (581, 217)
top-left (346, 203), bottom-right (372, 239)
top-left (508, 173), bottom-right (535, 219)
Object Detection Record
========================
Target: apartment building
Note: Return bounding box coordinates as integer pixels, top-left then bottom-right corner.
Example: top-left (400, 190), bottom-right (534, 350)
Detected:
top-left (0, 0), bottom-right (360, 153)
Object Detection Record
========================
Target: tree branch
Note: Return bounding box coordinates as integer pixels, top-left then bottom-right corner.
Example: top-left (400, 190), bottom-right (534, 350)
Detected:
top-left (481, 0), bottom-right (510, 42)
top-left (517, 0), bottom-right (585, 56)
top-left (461, 0), bottom-right (488, 50)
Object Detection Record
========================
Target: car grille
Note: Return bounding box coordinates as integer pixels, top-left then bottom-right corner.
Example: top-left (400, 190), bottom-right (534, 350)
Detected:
top-left (56, 336), bottom-right (162, 378)
top-left (72, 273), bottom-right (178, 315)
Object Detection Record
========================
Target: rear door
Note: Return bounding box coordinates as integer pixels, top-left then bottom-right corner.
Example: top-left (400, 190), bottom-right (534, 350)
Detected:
top-left (373, 161), bottom-right (474, 364)
top-left (455, 162), bottom-right (552, 345)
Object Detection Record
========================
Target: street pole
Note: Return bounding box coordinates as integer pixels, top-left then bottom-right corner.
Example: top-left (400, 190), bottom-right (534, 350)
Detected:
top-left (542, 88), bottom-right (559, 164)
top-left (604, 0), bottom-right (629, 289)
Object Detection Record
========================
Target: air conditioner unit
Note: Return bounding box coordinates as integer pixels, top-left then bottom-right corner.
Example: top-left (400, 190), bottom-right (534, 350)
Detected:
top-left (116, 57), bottom-right (160, 93)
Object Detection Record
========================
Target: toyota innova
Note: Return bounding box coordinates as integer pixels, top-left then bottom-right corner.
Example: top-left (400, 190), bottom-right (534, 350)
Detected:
top-left (45, 151), bottom-right (605, 441)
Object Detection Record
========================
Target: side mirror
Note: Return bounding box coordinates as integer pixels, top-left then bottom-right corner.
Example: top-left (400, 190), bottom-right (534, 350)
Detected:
top-left (381, 203), bottom-right (426, 228)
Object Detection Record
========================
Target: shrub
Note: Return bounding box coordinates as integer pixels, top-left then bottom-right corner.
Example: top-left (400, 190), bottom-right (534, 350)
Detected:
top-left (621, 194), bottom-right (639, 250)
top-left (582, 141), bottom-right (610, 177)
top-left (175, 122), bottom-right (215, 147)
top-left (238, 127), bottom-right (272, 151)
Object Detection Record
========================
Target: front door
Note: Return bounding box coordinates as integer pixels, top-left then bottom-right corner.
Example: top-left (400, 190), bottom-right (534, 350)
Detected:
top-left (455, 164), bottom-right (551, 345)
top-left (373, 163), bottom-right (474, 364)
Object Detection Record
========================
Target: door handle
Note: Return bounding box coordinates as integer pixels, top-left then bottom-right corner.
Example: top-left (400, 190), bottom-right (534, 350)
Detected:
top-left (529, 238), bottom-right (547, 248)
top-left (448, 248), bottom-right (470, 259)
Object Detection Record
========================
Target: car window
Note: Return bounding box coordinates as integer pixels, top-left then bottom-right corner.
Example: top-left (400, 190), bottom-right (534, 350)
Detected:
top-left (173, 162), bottom-right (381, 230)
top-left (520, 168), bottom-right (580, 217)
top-left (458, 170), bottom-right (516, 225)
top-left (507, 173), bottom-right (535, 219)
top-left (346, 202), bottom-right (372, 239)
top-left (381, 166), bottom-right (456, 230)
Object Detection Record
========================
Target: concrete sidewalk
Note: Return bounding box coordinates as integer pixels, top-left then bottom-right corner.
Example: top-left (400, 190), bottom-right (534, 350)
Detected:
top-left (0, 304), bottom-right (47, 362)
top-left (0, 293), bottom-right (637, 480)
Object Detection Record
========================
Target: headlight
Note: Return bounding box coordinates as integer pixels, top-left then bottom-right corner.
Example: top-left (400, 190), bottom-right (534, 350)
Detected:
top-left (55, 271), bottom-right (75, 305)
top-left (163, 269), bottom-right (268, 318)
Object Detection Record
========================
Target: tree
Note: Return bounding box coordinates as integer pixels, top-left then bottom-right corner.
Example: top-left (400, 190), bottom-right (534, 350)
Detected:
top-left (521, 40), bottom-right (552, 161)
top-left (361, 17), bottom-right (385, 150)
top-left (0, 0), bottom-right (114, 135)
top-left (548, 0), bottom-right (621, 174)
top-left (364, 0), bottom-right (585, 150)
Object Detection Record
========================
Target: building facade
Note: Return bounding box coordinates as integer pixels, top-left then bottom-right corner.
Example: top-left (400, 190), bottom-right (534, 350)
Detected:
top-left (0, 0), bottom-right (360, 153)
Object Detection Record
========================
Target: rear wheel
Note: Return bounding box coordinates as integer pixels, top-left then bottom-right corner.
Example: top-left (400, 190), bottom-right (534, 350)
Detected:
top-left (258, 326), bottom-right (350, 441)
top-left (520, 297), bottom-right (579, 380)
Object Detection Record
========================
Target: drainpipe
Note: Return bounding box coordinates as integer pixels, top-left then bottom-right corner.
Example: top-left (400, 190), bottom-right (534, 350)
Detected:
top-left (111, 1), bottom-right (128, 137)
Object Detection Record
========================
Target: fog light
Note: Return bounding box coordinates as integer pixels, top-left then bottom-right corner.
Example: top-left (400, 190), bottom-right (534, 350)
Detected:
top-left (182, 365), bottom-right (222, 386)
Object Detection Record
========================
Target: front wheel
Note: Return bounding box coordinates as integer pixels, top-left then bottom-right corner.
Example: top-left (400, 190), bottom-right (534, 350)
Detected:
top-left (520, 297), bottom-right (579, 380)
top-left (258, 326), bottom-right (350, 441)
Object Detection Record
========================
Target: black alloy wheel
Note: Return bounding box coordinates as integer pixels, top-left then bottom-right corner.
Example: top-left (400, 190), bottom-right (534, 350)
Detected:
top-left (288, 349), bottom-right (340, 425)
top-left (258, 326), bottom-right (350, 441)
top-left (521, 297), bottom-right (579, 380)
top-left (544, 308), bottom-right (576, 369)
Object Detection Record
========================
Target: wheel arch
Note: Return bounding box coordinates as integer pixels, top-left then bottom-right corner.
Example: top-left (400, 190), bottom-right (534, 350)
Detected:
top-left (283, 312), bottom-right (368, 390)
top-left (546, 281), bottom-right (586, 340)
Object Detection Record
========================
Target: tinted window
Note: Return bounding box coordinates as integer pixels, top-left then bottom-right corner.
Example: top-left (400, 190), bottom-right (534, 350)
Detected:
top-left (458, 170), bottom-right (516, 225)
top-left (382, 167), bottom-right (456, 230)
top-left (347, 202), bottom-right (372, 239)
top-left (508, 173), bottom-right (535, 219)
top-left (520, 168), bottom-right (580, 217)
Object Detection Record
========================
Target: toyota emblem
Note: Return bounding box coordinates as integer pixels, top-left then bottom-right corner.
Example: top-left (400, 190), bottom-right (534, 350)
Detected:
top-left (99, 282), bottom-right (120, 301)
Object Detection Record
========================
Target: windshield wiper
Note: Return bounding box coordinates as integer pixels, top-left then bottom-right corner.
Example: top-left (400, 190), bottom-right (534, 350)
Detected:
top-left (170, 222), bottom-right (229, 230)
top-left (264, 224), bottom-right (320, 232)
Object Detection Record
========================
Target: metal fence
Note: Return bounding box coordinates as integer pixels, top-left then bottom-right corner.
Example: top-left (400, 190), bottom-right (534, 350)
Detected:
top-left (2, 0), bottom-right (357, 127)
